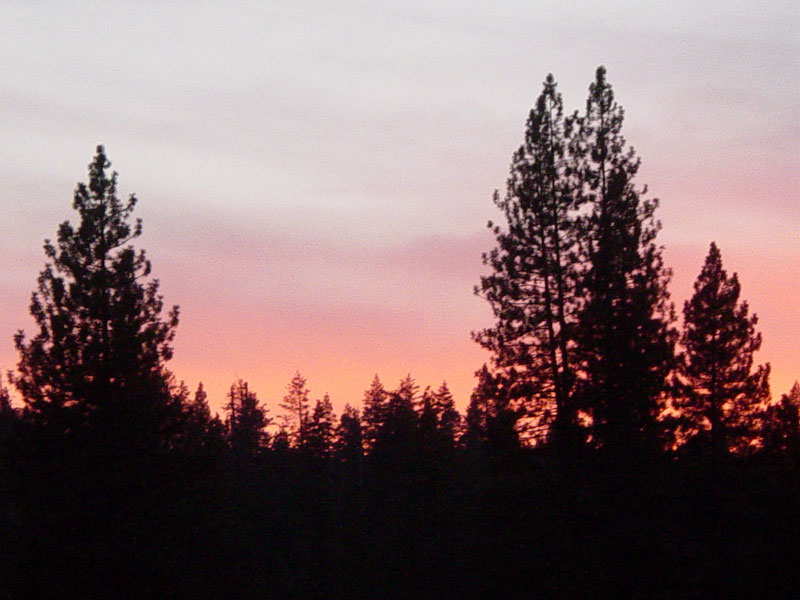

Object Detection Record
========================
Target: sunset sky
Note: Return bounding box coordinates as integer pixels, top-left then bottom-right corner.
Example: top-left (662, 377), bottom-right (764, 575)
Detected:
top-left (1, 2), bottom-right (797, 414)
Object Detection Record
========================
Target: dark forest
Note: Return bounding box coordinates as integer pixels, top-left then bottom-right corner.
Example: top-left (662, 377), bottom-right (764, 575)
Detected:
top-left (1, 68), bottom-right (798, 598)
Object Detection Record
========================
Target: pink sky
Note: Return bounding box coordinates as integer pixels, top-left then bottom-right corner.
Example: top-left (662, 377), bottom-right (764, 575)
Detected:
top-left (1, 2), bottom-right (797, 414)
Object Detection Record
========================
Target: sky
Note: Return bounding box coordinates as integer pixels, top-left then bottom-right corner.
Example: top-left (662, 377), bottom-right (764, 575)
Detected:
top-left (1, 1), bottom-right (798, 415)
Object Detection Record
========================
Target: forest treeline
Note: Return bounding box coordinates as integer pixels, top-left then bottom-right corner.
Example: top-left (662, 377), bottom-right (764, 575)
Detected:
top-left (0, 67), bottom-right (798, 598)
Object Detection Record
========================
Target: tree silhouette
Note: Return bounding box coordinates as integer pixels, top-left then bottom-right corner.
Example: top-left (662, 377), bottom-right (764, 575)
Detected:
top-left (306, 393), bottom-right (335, 458)
top-left (5, 147), bottom-right (208, 598)
top-left (394, 374), bottom-right (419, 411)
top-left (361, 374), bottom-right (388, 452)
top-left (335, 404), bottom-right (364, 495)
top-left (280, 371), bottom-right (311, 447)
top-left (418, 387), bottom-right (440, 454)
top-left (0, 376), bottom-right (15, 434)
top-left (335, 404), bottom-right (363, 464)
top-left (226, 379), bottom-right (269, 461)
top-left (187, 382), bottom-right (226, 448)
top-left (676, 242), bottom-right (770, 455)
top-left (474, 74), bottom-right (583, 450)
top-left (190, 382), bottom-right (211, 423)
top-left (0, 375), bottom-right (16, 469)
top-left (763, 381), bottom-right (800, 456)
top-left (462, 365), bottom-right (520, 453)
top-left (170, 381), bottom-right (220, 453)
top-left (419, 382), bottom-right (461, 455)
top-left (571, 67), bottom-right (676, 455)
top-left (371, 375), bottom-right (420, 465)
top-left (12, 145), bottom-right (181, 448)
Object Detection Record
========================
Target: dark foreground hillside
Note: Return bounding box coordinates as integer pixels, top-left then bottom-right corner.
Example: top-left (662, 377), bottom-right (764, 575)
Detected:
top-left (1, 425), bottom-right (798, 599)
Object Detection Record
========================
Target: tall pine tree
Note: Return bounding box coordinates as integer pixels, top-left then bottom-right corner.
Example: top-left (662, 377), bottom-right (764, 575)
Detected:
top-left (226, 379), bottom-right (269, 460)
top-left (677, 242), bottom-right (769, 455)
top-left (9, 147), bottom-right (189, 596)
top-left (335, 404), bottom-right (363, 464)
top-left (571, 67), bottom-right (676, 455)
top-left (431, 382), bottom-right (461, 445)
top-left (306, 393), bottom-right (335, 458)
top-left (279, 371), bottom-right (310, 447)
top-left (361, 374), bottom-right (388, 452)
top-left (474, 74), bottom-right (583, 448)
top-left (13, 145), bottom-right (181, 448)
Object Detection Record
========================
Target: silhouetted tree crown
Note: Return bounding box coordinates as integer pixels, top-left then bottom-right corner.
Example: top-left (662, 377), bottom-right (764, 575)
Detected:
top-left (12, 145), bottom-right (180, 446)
top-left (280, 371), bottom-right (311, 447)
top-left (172, 382), bottom-right (224, 453)
top-left (463, 365), bottom-right (520, 453)
top-left (335, 403), bottom-right (363, 463)
top-left (474, 73), bottom-right (582, 449)
top-left (417, 381), bottom-right (461, 455)
top-left (306, 392), bottom-right (335, 458)
top-left (361, 374), bottom-right (388, 451)
top-left (0, 376), bottom-right (16, 452)
top-left (476, 67), bottom-right (676, 454)
top-left (431, 381), bottom-right (461, 444)
top-left (226, 379), bottom-right (269, 460)
top-left (763, 382), bottom-right (800, 455)
top-left (370, 375), bottom-right (420, 464)
top-left (676, 242), bottom-right (769, 454)
top-left (571, 66), bottom-right (676, 455)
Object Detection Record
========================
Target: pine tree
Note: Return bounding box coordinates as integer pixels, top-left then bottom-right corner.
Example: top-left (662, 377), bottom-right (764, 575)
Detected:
top-left (474, 74), bottom-right (582, 448)
top-left (432, 381), bottom-right (461, 444)
top-left (418, 386), bottom-right (440, 452)
top-left (371, 375), bottom-right (420, 463)
top-left (763, 382), bottom-right (800, 456)
top-left (394, 374), bottom-right (419, 411)
top-left (306, 393), bottom-right (335, 458)
top-left (226, 379), bottom-right (268, 460)
top-left (571, 67), bottom-right (676, 455)
top-left (335, 404), bottom-right (363, 464)
top-left (418, 381), bottom-right (461, 454)
top-left (335, 404), bottom-right (364, 491)
top-left (12, 145), bottom-right (181, 448)
top-left (677, 242), bottom-right (770, 455)
top-left (462, 365), bottom-right (520, 452)
top-left (176, 382), bottom-right (224, 453)
top-left (8, 148), bottom-right (190, 594)
top-left (0, 375), bottom-right (16, 456)
top-left (279, 371), bottom-right (310, 447)
top-left (463, 367), bottom-right (493, 449)
top-left (190, 382), bottom-right (211, 423)
top-left (361, 374), bottom-right (388, 451)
